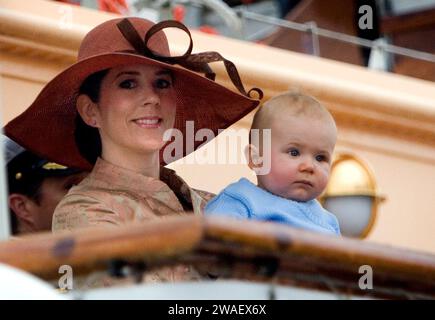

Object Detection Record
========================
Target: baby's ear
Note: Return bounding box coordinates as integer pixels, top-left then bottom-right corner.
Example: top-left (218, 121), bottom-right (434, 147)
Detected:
top-left (244, 144), bottom-right (263, 170)
top-left (76, 94), bottom-right (99, 128)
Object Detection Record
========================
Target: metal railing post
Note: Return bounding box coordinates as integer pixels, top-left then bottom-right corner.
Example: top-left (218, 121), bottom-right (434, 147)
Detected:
top-left (306, 21), bottom-right (320, 56)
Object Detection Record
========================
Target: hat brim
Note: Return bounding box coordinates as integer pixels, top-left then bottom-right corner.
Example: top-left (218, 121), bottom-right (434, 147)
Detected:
top-left (4, 52), bottom-right (259, 170)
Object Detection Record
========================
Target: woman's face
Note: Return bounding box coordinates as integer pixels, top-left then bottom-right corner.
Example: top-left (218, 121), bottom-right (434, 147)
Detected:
top-left (93, 64), bottom-right (176, 156)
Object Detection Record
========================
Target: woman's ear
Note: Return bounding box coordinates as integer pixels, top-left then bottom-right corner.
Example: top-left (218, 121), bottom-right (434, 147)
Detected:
top-left (245, 144), bottom-right (263, 170)
top-left (77, 94), bottom-right (99, 127)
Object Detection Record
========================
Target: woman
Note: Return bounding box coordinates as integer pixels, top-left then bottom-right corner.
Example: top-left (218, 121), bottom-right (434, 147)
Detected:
top-left (4, 18), bottom-right (261, 281)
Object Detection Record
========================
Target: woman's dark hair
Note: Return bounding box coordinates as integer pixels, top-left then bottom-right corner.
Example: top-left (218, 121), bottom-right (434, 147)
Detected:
top-left (75, 69), bottom-right (109, 164)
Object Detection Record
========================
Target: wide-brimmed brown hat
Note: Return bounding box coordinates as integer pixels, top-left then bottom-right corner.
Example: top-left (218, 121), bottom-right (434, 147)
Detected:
top-left (4, 17), bottom-right (262, 170)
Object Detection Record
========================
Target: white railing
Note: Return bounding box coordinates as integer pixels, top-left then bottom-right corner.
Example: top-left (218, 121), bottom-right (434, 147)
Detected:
top-left (173, 0), bottom-right (435, 64)
top-left (236, 9), bottom-right (435, 63)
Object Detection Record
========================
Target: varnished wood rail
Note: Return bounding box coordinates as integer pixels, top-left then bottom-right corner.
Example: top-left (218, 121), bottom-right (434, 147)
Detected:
top-left (0, 216), bottom-right (434, 299)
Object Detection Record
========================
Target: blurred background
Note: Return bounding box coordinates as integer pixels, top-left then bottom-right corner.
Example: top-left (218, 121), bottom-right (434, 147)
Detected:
top-left (54, 0), bottom-right (435, 82)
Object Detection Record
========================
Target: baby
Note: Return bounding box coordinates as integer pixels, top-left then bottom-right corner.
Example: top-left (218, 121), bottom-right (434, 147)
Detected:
top-left (205, 92), bottom-right (340, 235)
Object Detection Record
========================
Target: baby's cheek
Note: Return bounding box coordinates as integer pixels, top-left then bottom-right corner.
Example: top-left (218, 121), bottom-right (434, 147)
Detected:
top-left (317, 167), bottom-right (330, 190)
top-left (268, 156), bottom-right (294, 185)
top-left (273, 168), bottom-right (296, 187)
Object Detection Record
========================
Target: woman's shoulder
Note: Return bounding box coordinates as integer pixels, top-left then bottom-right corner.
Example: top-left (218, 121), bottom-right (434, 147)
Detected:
top-left (160, 167), bottom-right (215, 213)
top-left (52, 181), bottom-right (138, 233)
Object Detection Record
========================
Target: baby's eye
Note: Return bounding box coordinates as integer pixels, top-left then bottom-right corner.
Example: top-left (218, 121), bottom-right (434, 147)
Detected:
top-left (315, 154), bottom-right (328, 162)
top-left (155, 78), bottom-right (172, 89)
top-left (289, 149), bottom-right (300, 157)
top-left (119, 79), bottom-right (137, 89)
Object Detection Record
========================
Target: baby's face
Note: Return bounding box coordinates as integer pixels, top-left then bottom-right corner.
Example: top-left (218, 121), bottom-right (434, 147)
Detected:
top-left (257, 114), bottom-right (336, 202)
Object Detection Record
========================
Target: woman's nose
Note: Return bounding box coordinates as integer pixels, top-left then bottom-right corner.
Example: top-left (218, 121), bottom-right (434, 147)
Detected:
top-left (142, 87), bottom-right (160, 107)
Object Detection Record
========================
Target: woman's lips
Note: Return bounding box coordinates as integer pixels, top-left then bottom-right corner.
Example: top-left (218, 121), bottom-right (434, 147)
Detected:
top-left (133, 117), bottom-right (162, 128)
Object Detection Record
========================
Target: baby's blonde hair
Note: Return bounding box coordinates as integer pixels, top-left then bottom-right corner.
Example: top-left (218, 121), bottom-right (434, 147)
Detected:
top-left (251, 91), bottom-right (335, 131)
top-left (249, 91), bottom-right (336, 149)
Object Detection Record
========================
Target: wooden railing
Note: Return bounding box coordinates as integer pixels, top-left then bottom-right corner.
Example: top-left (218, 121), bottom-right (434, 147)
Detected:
top-left (0, 216), bottom-right (434, 299)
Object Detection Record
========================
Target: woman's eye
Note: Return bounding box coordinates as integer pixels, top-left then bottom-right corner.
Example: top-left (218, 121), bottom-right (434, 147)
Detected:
top-left (119, 79), bottom-right (137, 89)
top-left (289, 149), bottom-right (299, 157)
top-left (155, 78), bottom-right (172, 89)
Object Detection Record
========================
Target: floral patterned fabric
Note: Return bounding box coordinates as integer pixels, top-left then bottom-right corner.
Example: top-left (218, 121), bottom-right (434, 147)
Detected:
top-left (53, 158), bottom-right (213, 230)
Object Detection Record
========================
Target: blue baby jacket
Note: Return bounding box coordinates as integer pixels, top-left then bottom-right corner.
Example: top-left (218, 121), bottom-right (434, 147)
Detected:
top-left (205, 178), bottom-right (340, 235)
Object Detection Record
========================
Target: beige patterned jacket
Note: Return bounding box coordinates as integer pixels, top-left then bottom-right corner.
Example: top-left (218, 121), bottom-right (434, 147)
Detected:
top-left (52, 157), bottom-right (214, 288)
